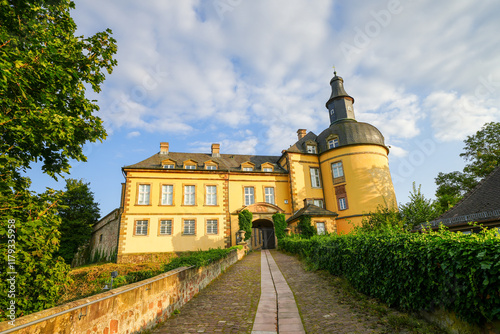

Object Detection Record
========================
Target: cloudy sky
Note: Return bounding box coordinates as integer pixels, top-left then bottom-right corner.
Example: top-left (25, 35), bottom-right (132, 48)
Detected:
top-left (29, 0), bottom-right (500, 217)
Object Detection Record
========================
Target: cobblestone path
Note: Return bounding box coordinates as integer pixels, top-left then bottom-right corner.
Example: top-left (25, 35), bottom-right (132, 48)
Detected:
top-left (152, 251), bottom-right (261, 334)
top-left (270, 250), bottom-right (395, 334)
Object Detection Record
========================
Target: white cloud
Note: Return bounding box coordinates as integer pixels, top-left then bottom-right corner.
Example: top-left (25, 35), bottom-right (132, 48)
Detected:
top-left (424, 91), bottom-right (500, 142)
top-left (126, 131), bottom-right (141, 138)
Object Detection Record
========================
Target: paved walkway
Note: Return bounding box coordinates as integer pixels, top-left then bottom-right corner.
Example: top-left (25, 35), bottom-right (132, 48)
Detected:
top-left (152, 250), bottom-right (437, 334)
top-left (251, 250), bottom-right (305, 334)
top-left (152, 251), bottom-right (261, 333)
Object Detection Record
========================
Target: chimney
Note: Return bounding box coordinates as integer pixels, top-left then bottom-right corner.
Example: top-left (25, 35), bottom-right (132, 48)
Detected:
top-left (211, 143), bottom-right (220, 157)
top-left (160, 142), bottom-right (169, 154)
top-left (297, 129), bottom-right (307, 140)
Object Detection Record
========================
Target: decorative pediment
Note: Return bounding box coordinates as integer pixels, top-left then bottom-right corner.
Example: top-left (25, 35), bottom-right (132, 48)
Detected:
top-left (241, 161), bottom-right (255, 170)
top-left (238, 202), bottom-right (284, 214)
top-left (183, 159), bottom-right (197, 165)
top-left (326, 133), bottom-right (339, 141)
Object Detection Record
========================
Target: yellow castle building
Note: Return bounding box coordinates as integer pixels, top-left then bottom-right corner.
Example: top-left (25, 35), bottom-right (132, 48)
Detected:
top-left (90, 73), bottom-right (397, 263)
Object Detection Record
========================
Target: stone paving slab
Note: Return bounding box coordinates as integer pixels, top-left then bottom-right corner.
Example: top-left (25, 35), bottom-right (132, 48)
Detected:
top-left (152, 251), bottom-right (261, 334)
top-left (251, 250), bottom-right (305, 334)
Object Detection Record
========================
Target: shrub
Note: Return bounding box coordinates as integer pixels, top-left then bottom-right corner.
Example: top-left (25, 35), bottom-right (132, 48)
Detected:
top-left (272, 213), bottom-right (287, 240)
top-left (279, 228), bottom-right (500, 326)
top-left (238, 209), bottom-right (252, 240)
top-left (297, 215), bottom-right (316, 238)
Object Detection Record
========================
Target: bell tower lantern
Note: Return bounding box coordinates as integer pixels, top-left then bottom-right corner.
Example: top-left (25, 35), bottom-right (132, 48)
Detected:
top-left (325, 72), bottom-right (355, 124)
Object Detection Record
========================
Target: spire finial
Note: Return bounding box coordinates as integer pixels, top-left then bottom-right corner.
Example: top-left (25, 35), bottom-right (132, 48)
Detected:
top-left (333, 65), bottom-right (337, 77)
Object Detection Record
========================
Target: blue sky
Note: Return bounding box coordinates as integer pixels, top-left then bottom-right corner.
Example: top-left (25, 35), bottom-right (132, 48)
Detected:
top-left (28, 0), bottom-right (500, 217)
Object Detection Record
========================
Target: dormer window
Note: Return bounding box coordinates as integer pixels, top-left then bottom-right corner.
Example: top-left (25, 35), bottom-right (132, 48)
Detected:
top-left (204, 160), bottom-right (218, 170)
top-left (161, 159), bottom-right (176, 169)
top-left (305, 140), bottom-right (318, 154)
top-left (241, 161), bottom-right (255, 172)
top-left (183, 159), bottom-right (197, 169)
top-left (328, 137), bottom-right (339, 149)
top-left (307, 145), bottom-right (317, 154)
top-left (261, 162), bottom-right (274, 172)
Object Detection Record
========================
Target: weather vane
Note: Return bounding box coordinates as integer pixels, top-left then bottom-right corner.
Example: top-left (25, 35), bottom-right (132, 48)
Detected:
top-left (332, 65), bottom-right (337, 76)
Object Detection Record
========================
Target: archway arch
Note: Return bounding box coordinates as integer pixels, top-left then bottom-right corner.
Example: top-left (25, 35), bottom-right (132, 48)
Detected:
top-left (252, 218), bottom-right (275, 249)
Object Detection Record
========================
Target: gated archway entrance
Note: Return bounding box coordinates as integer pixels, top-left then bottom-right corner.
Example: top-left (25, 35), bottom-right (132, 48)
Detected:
top-left (252, 219), bottom-right (275, 249)
top-left (236, 202), bottom-right (284, 250)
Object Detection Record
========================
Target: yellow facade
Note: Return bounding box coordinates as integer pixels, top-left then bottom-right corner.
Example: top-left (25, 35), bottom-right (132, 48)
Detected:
top-left (114, 73), bottom-right (397, 260)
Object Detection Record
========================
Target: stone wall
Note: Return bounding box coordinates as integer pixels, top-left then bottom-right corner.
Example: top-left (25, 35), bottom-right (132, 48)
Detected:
top-left (0, 248), bottom-right (246, 334)
top-left (117, 251), bottom-right (181, 264)
top-left (90, 208), bottom-right (121, 262)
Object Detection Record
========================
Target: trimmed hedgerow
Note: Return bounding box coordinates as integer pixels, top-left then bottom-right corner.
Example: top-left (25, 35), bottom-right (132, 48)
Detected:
top-left (278, 229), bottom-right (500, 326)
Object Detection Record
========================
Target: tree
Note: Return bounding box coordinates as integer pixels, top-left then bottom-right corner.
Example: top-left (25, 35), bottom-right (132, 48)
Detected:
top-left (359, 205), bottom-right (404, 233)
top-left (399, 182), bottom-right (439, 229)
top-left (56, 179), bottom-right (100, 265)
top-left (238, 209), bottom-right (252, 241)
top-left (272, 213), bottom-right (287, 240)
top-left (297, 215), bottom-right (316, 238)
top-left (0, 0), bottom-right (117, 319)
top-left (0, 0), bottom-right (117, 178)
top-left (0, 178), bottom-right (71, 321)
top-left (435, 122), bottom-right (500, 212)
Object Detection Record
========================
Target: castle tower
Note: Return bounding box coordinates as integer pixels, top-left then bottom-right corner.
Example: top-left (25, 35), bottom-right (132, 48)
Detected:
top-left (317, 72), bottom-right (397, 233)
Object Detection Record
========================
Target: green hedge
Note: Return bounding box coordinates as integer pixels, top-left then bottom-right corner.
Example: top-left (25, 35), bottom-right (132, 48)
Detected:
top-left (279, 230), bottom-right (500, 325)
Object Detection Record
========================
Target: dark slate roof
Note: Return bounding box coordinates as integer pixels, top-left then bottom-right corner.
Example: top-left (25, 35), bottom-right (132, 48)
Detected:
top-left (285, 120), bottom-right (387, 154)
top-left (123, 151), bottom-right (287, 173)
top-left (326, 74), bottom-right (354, 107)
top-left (286, 204), bottom-right (338, 224)
top-left (317, 120), bottom-right (386, 153)
top-left (426, 165), bottom-right (500, 228)
top-left (286, 131), bottom-right (318, 153)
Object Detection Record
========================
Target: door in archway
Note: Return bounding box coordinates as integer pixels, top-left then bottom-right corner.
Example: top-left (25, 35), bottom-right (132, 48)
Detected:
top-left (252, 219), bottom-right (275, 249)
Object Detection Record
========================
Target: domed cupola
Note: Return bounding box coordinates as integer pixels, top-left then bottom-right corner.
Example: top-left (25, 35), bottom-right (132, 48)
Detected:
top-left (318, 72), bottom-right (387, 153)
top-left (326, 72), bottom-right (355, 124)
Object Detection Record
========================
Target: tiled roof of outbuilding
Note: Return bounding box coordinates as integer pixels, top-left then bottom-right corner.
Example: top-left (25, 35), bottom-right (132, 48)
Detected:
top-left (426, 165), bottom-right (500, 228)
top-left (286, 204), bottom-right (338, 224)
top-left (123, 152), bottom-right (287, 173)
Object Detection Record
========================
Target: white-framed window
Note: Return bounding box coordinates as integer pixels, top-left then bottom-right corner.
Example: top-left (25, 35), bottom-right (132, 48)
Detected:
top-left (138, 184), bottom-right (150, 205)
top-left (316, 222), bottom-right (326, 235)
top-left (244, 187), bottom-right (255, 205)
top-left (185, 165), bottom-right (196, 169)
top-left (184, 185), bottom-right (195, 205)
top-left (263, 167), bottom-right (273, 172)
top-left (338, 197), bottom-right (347, 210)
top-left (160, 220), bottom-right (172, 235)
top-left (161, 185), bottom-right (173, 205)
top-left (206, 185), bottom-right (217, 205)
top-left (183, 219), bottom-right (195, 235)
top-left (306, 145), bottom-right (317, 154)
top-left (310, 168), bottom-right (321, 188)
top-left (328, 138), bottom-right (339, 149)
top-left (264, 187), bottom-right (275, 205)
top-left (313, 199), bottom-right (324, 208)
top-left (332, 162), bottom-right (344, 179)
top-left (135, 220), bottom-right (148, 235)
top-left (207, 219), bottom-right (218, 234)
top-left (243, 167), bottom-right (253, 171)
top-left (163, 164), bottom-right (175, 169)
top-left (206, 165), bottom-right (217, 170)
